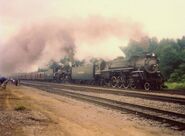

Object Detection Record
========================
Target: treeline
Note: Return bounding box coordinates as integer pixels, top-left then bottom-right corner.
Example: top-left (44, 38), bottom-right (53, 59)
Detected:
top-left (38, 57), bottom-right (86, 72)
top-left (121, 36), bottom-right (185, 82)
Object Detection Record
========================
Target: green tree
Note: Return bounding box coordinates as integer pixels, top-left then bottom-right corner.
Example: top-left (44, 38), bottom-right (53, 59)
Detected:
top-left (169, 64), bottom-right (185, 82)
top-left (120, 39), bottom-right (144, 59)
top-left (37, 68), bottom-right (47, 72)
top-left (177, 36), bottom-right (185, 50)
top-left (48, 60), bottom-right (60, 72)
top-left (159, 46), bottom-right (181, 78)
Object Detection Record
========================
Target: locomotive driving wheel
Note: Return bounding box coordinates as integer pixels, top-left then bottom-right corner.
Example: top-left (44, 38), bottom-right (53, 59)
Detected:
top-left (123, 81), bottom-right (129, 89)
top-left (117, 76), bottom-right (129, 89)
top-left (129, 79), bottom-right (136, 89)
top-left (117, 76), bottom-right (123, 88)
top-left (111, 76), bottom-right (119, 88)
top-left (144, 82), bottom-right (151, 91)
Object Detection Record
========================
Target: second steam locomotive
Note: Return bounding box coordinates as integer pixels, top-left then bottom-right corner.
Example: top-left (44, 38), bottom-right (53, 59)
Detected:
top-left (16, 53), bottom-right (164, 91)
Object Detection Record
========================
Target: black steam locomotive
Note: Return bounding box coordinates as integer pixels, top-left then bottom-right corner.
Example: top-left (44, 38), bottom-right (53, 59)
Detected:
top-left (53, 53), bottom-right (164, 90)
top-left (15, 52), bottom-right (164, 90)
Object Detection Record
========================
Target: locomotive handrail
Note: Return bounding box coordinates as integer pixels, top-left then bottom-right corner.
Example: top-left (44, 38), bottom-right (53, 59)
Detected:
top-left (102, 67), bottom-right (134, 72)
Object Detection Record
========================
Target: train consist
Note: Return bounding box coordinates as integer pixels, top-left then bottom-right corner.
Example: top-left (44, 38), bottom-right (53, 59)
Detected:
top-left (15, 53), bottom-right (164, 90)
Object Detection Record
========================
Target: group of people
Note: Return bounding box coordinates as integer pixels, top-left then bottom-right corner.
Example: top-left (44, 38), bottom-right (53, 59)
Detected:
top-left (0, 77), bottom-right (8, 89)
top-left (0, 77), bottom-right (19, 89)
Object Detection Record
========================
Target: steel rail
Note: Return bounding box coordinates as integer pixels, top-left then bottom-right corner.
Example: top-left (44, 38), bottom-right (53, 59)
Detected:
top-left (22, 81), bottom-right (185, 105)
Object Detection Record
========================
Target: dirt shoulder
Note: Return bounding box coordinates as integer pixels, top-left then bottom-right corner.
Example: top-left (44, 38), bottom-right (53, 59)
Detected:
top-left (0, 86), bottom-right (61, 136)
top-left (0, 85), bottom-right (184, 136)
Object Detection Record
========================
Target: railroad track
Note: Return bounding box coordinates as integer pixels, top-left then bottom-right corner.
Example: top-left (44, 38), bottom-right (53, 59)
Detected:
top-left (22, 81), bottom-right (185, 131)
top-left (21, 80), bottom-right (185, 96)
top-left (22, 81), bottom-right (185, 105)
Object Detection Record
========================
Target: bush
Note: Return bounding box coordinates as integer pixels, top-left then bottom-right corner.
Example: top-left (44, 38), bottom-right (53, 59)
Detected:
top-left (165, 82), bottom-right (185, 89)
top-left (14, 105), bottom-right (26, 111)
top-left (168, 64), bottom-right (185, 82)
top-left (169, 72), bottom-right (179, 82)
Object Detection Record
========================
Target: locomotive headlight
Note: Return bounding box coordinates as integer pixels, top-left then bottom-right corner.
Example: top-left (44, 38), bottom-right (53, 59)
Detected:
top-left (153, 64), bottom-right (156, 69)
top-left (152, 53), bottom-right (155, 57)
top-left (152, 64), bottom-right (158, 71)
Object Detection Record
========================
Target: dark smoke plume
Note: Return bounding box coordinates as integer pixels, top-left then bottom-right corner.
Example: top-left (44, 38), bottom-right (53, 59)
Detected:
top-left (0, 16), bottom-right (146, 74)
